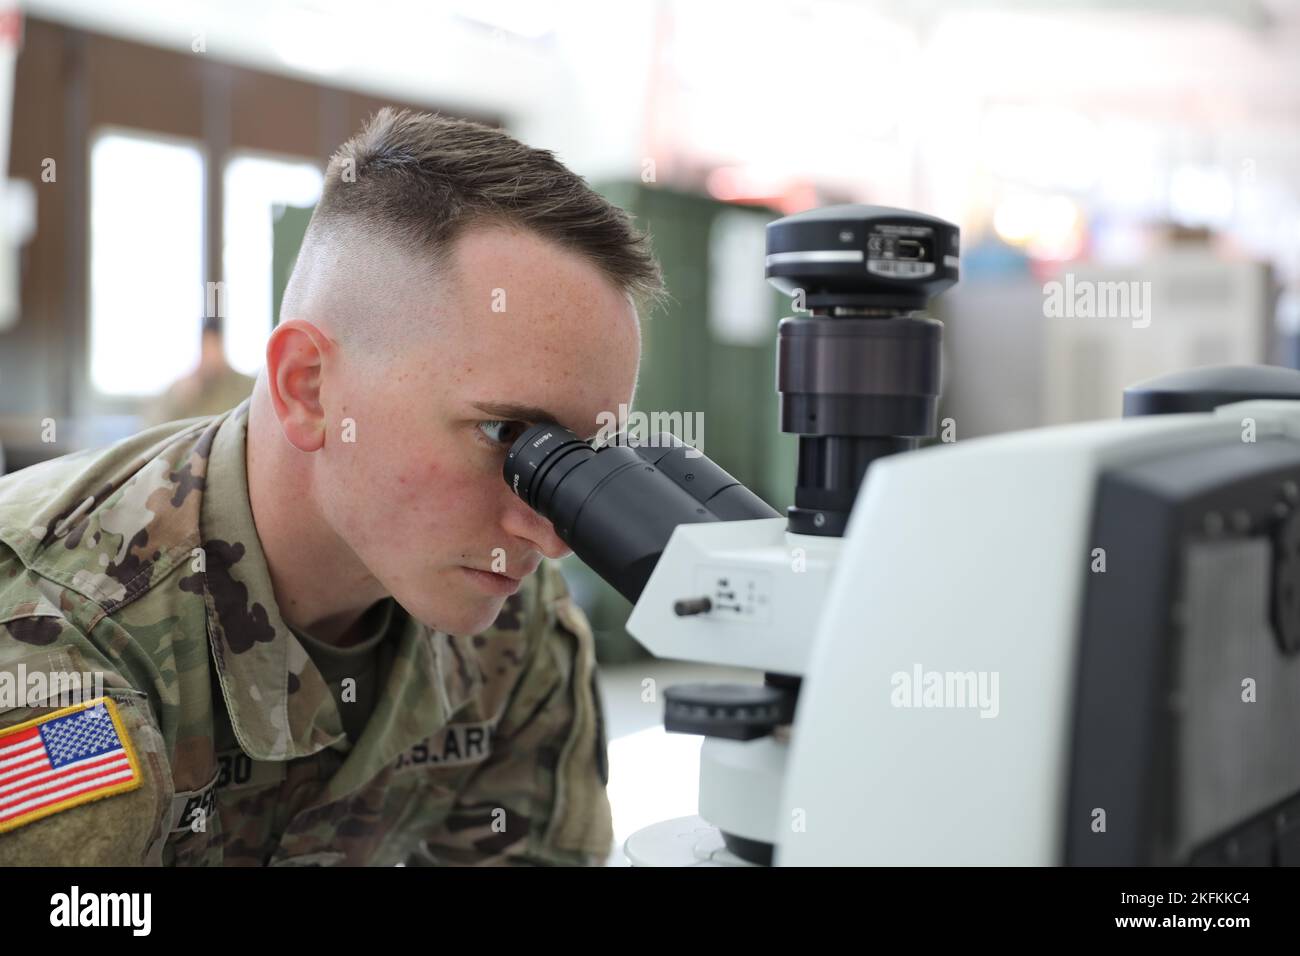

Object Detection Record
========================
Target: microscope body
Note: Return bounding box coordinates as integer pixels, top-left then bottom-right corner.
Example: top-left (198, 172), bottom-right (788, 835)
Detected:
top-left (625, 396), bottom-right (1300, 865)
top-left (623, 519), bottom-right (838, 859)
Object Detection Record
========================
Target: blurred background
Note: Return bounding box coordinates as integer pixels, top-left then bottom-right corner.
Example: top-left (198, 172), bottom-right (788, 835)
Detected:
top-left (0, 0), bottom-right (1297, 692)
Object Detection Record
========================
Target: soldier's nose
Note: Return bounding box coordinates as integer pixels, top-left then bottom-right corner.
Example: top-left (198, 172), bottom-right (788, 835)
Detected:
top-left (534, 523), bottom-right (572, 561)
top-left (503, 496), bottom-right (572, 560)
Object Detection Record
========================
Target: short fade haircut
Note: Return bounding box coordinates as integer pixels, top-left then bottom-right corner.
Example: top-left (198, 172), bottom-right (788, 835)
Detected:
top-left (307, 107), bottom-right (665, 316)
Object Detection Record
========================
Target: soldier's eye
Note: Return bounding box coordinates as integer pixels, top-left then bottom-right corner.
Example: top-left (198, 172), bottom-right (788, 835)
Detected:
top-left (477, 420), bottom-right (529, 448)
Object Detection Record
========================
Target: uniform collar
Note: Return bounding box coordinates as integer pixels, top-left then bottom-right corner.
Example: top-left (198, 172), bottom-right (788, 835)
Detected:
top-left (198, 400), bottom-right (481, 764)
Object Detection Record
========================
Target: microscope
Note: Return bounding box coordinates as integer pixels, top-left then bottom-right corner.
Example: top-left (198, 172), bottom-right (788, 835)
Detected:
top-left (505, 204), bottom-right (1300, 866)
top-left (504, 205), bottom-right (956, 864)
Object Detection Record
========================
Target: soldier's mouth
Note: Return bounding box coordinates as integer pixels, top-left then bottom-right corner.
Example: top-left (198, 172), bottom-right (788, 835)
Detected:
top-left (459, 566), bottom-right (523, 595)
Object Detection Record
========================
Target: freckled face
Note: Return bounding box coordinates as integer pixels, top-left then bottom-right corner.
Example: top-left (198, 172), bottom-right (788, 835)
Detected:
top-left (314, 225), bottom-right (641, 636)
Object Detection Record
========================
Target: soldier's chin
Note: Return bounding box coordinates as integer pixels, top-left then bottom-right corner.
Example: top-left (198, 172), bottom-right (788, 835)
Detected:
top-left (413, 596), bottom-right (505, 638)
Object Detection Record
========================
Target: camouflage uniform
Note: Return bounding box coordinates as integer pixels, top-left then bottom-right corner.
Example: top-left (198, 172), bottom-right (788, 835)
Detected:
top-left (0, 400), bottom-right (613, 865)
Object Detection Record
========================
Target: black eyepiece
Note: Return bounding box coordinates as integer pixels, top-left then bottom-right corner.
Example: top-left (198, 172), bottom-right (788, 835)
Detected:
top-left (503, 423), bottom-right (777, 603)
top-left (504, 423), bottom-right (593, 510)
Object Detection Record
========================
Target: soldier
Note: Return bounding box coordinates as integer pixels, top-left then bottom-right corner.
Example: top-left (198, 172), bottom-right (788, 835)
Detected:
top-left (141, 316), bottom-right (257, 427)
top-left (0, 108), bottom-right (664, 865)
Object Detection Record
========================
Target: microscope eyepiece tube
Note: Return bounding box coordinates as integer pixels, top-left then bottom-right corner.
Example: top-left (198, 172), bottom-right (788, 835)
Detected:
top-left (503, 423), bottom-right (778, 603)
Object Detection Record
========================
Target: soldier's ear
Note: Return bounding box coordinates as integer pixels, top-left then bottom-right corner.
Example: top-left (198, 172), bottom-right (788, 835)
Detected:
top-left (265, 319), bottom-right (332, 453)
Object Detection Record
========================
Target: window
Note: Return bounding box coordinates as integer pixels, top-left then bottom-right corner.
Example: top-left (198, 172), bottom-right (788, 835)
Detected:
top-left (88, 130), bottom-right (205, 396)
top-left (222, 153), bottom-right (324, 375)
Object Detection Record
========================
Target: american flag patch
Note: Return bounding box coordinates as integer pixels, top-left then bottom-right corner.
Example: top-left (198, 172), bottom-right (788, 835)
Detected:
top-left (0, 697), bottom-right (143, 834)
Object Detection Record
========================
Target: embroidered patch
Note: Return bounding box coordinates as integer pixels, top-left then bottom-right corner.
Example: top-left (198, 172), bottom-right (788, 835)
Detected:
top-left (393, 720), bottom-right (495, 771)
top-left (214, 747), bottom-right (284, 792)
top-left (0, 697), bottom-right (143, 834)
top-left (168, 770), bottom-right (218, 835)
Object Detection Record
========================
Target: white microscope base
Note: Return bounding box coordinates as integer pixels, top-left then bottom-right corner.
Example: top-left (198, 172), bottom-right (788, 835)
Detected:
top-left (623, 815), bottom-right (761, 867)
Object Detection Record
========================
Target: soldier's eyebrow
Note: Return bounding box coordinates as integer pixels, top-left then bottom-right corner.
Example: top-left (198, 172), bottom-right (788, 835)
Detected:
top-left (471, 401), bottom-right (598, 441)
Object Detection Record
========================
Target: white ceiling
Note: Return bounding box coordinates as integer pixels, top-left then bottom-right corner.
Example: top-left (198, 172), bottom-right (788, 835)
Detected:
top-left (15, 0), bottom-right (1300, 227)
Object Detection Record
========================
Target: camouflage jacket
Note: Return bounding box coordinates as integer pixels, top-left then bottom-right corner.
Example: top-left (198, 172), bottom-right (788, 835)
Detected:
top-left (0, 401), bottom-right (613, 865)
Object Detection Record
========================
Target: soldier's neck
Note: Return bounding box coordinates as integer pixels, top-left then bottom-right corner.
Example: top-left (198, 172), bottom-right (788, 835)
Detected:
top-left (245, 387), bottom-right (389, 647)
